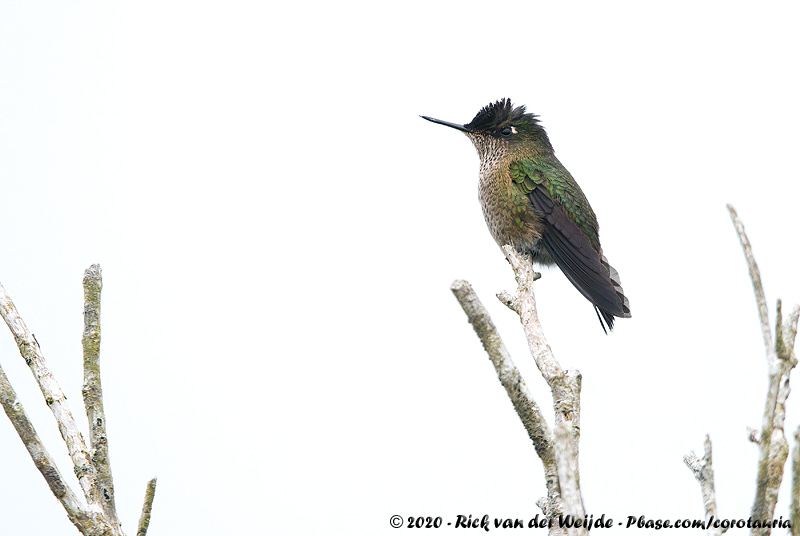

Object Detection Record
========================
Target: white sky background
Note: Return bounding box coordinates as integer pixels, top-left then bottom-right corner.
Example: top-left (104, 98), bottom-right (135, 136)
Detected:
top-left (1, 2), bottom-right (799, 535)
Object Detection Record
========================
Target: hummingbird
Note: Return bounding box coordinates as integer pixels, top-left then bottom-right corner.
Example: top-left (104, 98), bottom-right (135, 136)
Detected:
top-left (422, 99), bottom-right (630, 332)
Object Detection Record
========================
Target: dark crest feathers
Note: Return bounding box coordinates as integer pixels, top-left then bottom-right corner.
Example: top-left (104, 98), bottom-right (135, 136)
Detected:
top-left (465, 98), bottom-right (541, 132)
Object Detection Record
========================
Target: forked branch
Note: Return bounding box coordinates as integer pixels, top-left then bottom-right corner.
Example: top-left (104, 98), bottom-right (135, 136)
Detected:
top-left (685, 206), bottom-right (799, 535)
top-left (0, 268), bottom-right (157, 536)
top-left (451, 245), bottom-right (586, 535)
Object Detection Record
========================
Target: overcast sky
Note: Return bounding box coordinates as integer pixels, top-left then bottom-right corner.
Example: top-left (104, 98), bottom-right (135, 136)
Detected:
top-left (1, 2), bottom-right (799, 535)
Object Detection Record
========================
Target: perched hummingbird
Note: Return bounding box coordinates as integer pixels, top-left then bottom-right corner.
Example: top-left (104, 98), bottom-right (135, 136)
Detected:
top-left (422, 99), bottom-right (630, 332)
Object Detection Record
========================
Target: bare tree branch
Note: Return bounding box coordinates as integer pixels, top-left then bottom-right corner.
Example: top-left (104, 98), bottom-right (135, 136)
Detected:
top-left (684, 436), bottom-right (727, 536)
top-left (497, 246), bottom-right (585, 530)
top-left (136, 477), bottom-right (157, 536)
top-left (727, 205), bottom-right (772, 356)
top-left (0, 363), bottom-right (92, 532)
top-left (782, 307), bottom-right (800, 360)
top-left (726, 206), bottom-right (799, 534)
top-left (81, 265), bottom-right (120, 531)
top-left (684, 208), bottom-right (800, 533)
top-left (498, 246), bottom-right (581, 458)
top-left (450, 280), bottom-right (561, 518)
top-left (791, 425), bottom-right (800, 536)
top-left (553, 421), bottom-right (582, 529)
top-left (451, 244), bottom-right (587, 536)
top-left (0, 282), bottom-right (104, 514)
top-left (1, 268), bottom-right (157, 536)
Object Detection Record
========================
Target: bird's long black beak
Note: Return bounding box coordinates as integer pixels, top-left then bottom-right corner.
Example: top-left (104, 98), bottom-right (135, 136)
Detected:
top-left (420, 115), bottom-right (471, 133)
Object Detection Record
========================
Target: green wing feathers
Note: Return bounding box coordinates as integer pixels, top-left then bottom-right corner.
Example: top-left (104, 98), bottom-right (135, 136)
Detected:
top-left (511, 158), bottom-right (601, 250)
top-left (510, 157), bottom-right (631, 332)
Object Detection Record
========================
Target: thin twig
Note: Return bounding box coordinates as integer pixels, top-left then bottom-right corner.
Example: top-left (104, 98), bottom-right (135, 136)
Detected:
top-left (81, 265), bottom-right (119, 530)
top-left (683, 436), bottom-right (726, 536)
top-left (137, 477), bottom-right (158, 536)
top-left (727, 205), bottom-right (772, 356)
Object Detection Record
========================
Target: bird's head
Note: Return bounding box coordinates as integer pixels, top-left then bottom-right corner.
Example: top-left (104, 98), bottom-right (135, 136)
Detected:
top-left (421, 99), bottom-right (553, 160)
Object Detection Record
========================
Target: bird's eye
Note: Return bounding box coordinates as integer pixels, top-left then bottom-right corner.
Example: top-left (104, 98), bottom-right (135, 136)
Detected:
top-left (500, 127), bottom-right (513, 137)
